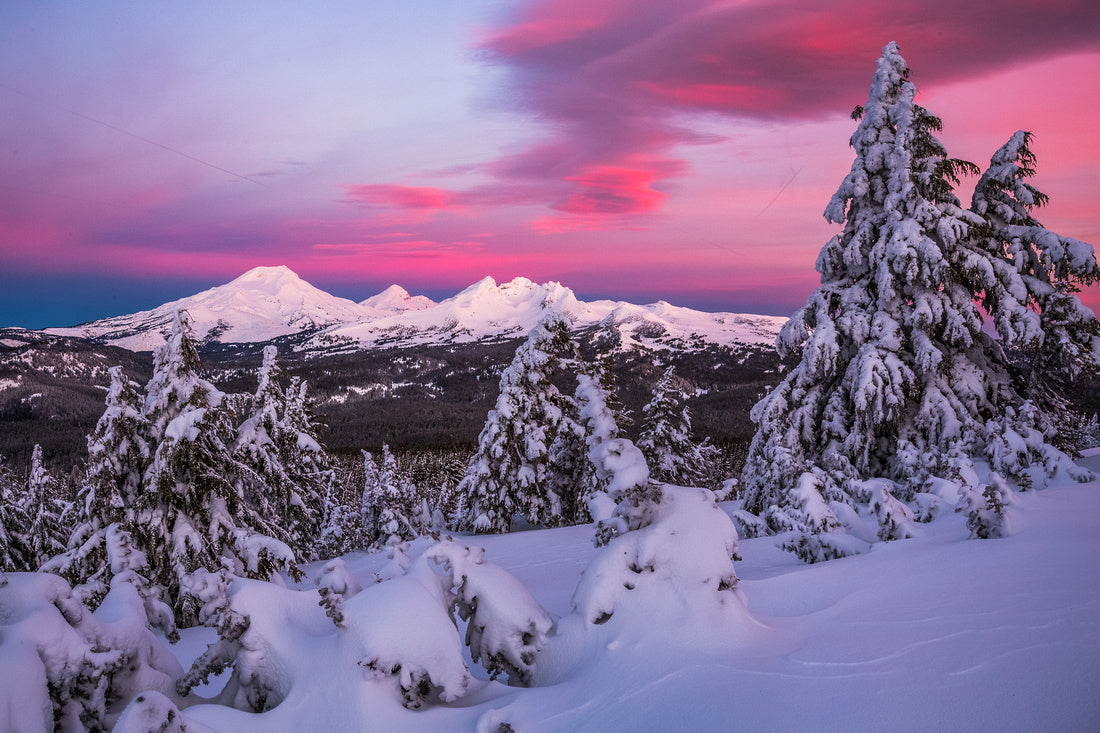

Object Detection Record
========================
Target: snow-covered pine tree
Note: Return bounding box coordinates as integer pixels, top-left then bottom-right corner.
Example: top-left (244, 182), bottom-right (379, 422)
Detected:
top-left (637, 366), bottom-right (716, 486)
top-left (137, 311), bottom-right (299, 625)
top-left (0, 454), bottom-right (30, 571)
top-left (740, 42), bottom-right (982, 558)
top-left (235, 347), bottom-right (322, 556)
top-left (968, 130), bottom-right (1100, 461)
top-left (574, 369), bottom-right (622, 515)
top-left (459, 313), bottom-right (576, 533)
top-left (47, 366), bottom-right (151, 604)
top-left (360, 449), bottom-right (382, 547)
top-left (313, 475), bottom-right (357, 561)
top-left (368, 444), bottom-right (420, 550)
top-left (278, 376), bottom-right (330, 548)
top-left (545, 404), bottom-right (588, 526)
top-left (741, 43), bottom-right (1099, 561)
top-left (22, 444), bottom-right (66, 569)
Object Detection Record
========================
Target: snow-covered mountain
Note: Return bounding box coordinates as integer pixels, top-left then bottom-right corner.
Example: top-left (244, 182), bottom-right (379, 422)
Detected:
top-left (46, 266), bottom-right (372, 351)
top-left (41, 267), bottom-right (786, 353)
top-left (359, 284), bottom-right (436, 314)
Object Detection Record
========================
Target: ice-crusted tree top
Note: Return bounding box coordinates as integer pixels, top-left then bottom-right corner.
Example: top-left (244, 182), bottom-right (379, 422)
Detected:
top-left (255, 345), bottom-right (282, 404)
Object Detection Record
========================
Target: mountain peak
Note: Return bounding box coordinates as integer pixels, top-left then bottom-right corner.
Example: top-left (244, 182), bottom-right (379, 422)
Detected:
top-left (225, 265), bottom-right (308, 292)
top-left (361, 284), bottom-right (435, 313)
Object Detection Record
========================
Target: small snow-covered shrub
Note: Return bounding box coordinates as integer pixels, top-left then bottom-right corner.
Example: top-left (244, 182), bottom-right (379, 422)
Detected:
top-left (589, 438), bottom-right (659, 546)
top-left (343, 565), bottom-right (473, 709)
top-left (963, 474), bottom-right (1011, 539)
top-left (573, 485), bottom-right (742, 626)
top-left (425, 539), bottom-right (554, 686)
top-left (113, 691), bottom-right (187, 733)
top-left (730, 509), bottom-right (767, 540)
top-left (862, 479), bottom-right (919, 542)
top-left (316, 557), bottom-right (362, 628)
top-left (777, 531), bottom-right (870, 565)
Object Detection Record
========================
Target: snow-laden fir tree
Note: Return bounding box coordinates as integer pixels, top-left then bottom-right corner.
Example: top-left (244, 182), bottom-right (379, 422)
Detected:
top-left (544, 367), bottom-right (622, 527)
top-left (459, 313), bottom-right (576, 533)
top-left (740, 42), bottom-right (1099, 561)
top-left (0, 454), bottom-right (30, 571)
top-left (136, 311), bottom-right (299, 625)
top-left (360, 448), bottom-right (382, 547)
top-left (365, 444), bottom-right (421, 550)
top-left (22, 444), bottom-right (67, 570)
top-left (276, 376), bottom-right (331, 549)
top-left (573, 370), bottom-right (622, 518)
top-left (47, 366), bottom-right (151, 605)
top-left (637, 366), bottom-right (718, 486)
top-left (968, 130), bottom-right (1100, 455)
top-left (235, 347), bottom-right (322, 556)
top-left (313, 476), bottom-right (358, 561)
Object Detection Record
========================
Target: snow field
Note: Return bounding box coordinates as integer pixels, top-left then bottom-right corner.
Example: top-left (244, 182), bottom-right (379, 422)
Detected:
top-left (142, 466), bottom-right (1100, 732)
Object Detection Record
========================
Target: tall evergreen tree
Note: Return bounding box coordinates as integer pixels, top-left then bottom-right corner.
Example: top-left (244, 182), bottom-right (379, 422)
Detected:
top-left (137, 311), bottom-right (299, 625)
top-left (740, 43), bottom-right (1098, 560)
top-left (360, 449), bottom-right (382, 548)
top-left (459, 313), bottom-right (576, 532)
top-left (47, 366), bottom-right (151, 604)
top-left (968, 130), bottom-right (1100, 455)
top-left (279, 377), bottom-right (331, 547)
top-left (637, 366), bottom-right (716, 486)
top-left (368, 444), bottom-right (420, 549)
top-left (235, 347), bottom-right (323, 556)
top-left (0, 454), bottom-right (30, 571)
top-left (23, 444), bottom-right (66, 569)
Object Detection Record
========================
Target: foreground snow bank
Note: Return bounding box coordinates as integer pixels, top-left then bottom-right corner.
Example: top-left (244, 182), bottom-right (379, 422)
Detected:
top-left (173, 482), bottom-right (747, 731)
top-left (0, 573), bottom-right (184, 732)
top-left (6, 466), bottom-right (1098, 731)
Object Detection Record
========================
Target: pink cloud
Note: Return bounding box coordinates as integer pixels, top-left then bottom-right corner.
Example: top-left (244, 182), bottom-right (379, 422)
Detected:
top-left (347, 0), bottom-right (1098, 234)
top-left (460, 0), bottom-right (1100, 225)
top-left (556, 164), bottom-right (669, 214)
top-left (344, 184), bottom-right (460, 211)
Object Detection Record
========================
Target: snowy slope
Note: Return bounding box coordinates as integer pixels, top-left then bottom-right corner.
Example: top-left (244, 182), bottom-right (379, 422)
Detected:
top-left (164, 467), bottom-right (1099, 732)
top-left (45, 266), bottom-right (374, 351)
top-left (33, 268), bottom-right (785, 353)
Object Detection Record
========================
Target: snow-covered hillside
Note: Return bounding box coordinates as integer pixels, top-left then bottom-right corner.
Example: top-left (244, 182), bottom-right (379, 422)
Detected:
top-left (63, 458), bottom-right (1099, 731)
top-left (40, 268), bottom-right (786, 354)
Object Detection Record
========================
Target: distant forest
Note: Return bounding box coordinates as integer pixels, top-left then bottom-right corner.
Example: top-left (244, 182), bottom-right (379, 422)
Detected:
top-left (0, 331), bottom-right (789, 474)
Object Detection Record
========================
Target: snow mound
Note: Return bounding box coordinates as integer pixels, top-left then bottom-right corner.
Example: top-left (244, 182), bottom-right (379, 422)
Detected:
top-left (572, 485), bottom-right (746, 629)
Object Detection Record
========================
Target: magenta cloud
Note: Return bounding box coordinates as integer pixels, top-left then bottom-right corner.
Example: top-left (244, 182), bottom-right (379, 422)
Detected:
top-left (353, 0), bottom-right (1100, 229)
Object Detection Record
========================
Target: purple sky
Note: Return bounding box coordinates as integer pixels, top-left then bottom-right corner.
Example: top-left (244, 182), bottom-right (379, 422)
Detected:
top-left (2, 0), bottom-right (1099, 328)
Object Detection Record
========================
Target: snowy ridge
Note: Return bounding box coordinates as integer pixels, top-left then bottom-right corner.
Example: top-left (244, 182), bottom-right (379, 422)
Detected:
top-left (311, 275), bottom-right (786, 352)
top-left (39, 267), bottom-right (786, 353)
